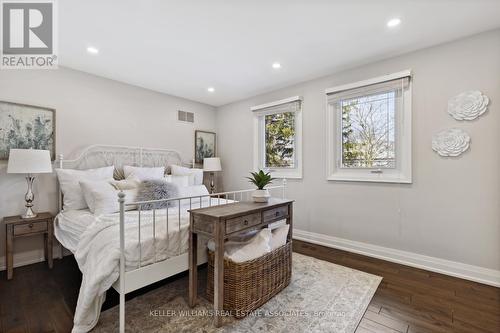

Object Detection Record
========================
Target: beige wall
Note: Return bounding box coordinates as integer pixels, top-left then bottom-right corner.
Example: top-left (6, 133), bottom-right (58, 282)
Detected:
top-left (216, 30), bottom-right (500, 272)
top-left (0, 67), bottom-right (216, 268)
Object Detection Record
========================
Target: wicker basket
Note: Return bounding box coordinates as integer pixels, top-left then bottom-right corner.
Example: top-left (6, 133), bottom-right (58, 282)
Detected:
top-left (207, 241), bottom-right (292, 318)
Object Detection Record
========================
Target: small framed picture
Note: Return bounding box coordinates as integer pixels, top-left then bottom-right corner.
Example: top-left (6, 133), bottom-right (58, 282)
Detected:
top-left (0, 101), bottom-right (56, 160)
top-left (195, 130), bottom-right (216, 164)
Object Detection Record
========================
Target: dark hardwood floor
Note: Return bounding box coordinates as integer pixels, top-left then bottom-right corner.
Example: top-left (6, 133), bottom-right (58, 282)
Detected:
top-left (1, 242), bottom-right (499, 332)
top-left (293, 240), bottom-right (500, 333)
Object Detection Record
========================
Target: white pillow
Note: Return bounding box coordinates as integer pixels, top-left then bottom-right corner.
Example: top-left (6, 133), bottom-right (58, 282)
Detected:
top-left (110, 176), bottom-right (141, 190)
top-left (123, 165), bottom-right (165, 181)
top-left (179, 184), bottom-right (209, 198)
top-left (270, 224), bottom-right (290, 250)
top-left (79, 180), bottom-right (137, 215)
top-left (56, 166), bottom-right (114, 210)
top-left (165, 175), bottom-right (190, 188)
top-left (171, 165), bottom-right (203, 186)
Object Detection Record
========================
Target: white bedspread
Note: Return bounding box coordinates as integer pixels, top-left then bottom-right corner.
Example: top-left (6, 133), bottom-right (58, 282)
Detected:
top-left (70, 198), bottom-right (230, 333)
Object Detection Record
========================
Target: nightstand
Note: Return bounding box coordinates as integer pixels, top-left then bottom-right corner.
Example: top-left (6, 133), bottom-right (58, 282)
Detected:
top-left (4, 212), bottom-right (54, 280)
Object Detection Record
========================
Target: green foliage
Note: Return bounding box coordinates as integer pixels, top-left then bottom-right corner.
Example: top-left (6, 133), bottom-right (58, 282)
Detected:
top-left (341, 103), bottom-right (362, 163)
top-left (265, 112), bottom-right (295, 168)
top-left (246, 170), bottom-right (274, 190)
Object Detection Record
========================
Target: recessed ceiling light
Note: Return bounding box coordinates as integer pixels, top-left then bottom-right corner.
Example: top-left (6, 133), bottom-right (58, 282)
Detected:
top-left (87, 46), bottom-right (99, 54)
top-left (207, 87), bottom-right (215, 93)
top-left (272, 62), bottom-right (281, 69)
top-left (387, 18), bottom-right (401, 28)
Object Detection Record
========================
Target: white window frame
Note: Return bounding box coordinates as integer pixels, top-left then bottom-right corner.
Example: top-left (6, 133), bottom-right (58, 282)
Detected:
top-left (326, 70), bottom-right (412, 183)
top-left (252, 96), bottom-right (303, 179)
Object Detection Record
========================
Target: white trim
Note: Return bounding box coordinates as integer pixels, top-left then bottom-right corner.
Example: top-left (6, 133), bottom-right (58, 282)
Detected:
top-left (251, 95), bottom-right (303, 111)
top-left (252, 97), bottom-right (303, 179)
top-left (325, 69), bottom-right (412, 95)
top-left (0, 245), bottom-right (64, 271)
top-left (326, 73), bottom-right (412, 183)
top-left (294, 229), bottom-right (500, 288)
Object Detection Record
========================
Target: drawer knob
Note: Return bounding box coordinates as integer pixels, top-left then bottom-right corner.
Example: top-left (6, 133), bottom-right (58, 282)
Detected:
top-left (243, 220), bottom-right (248, 225)
top-left (29, 223), bottom-right (33, 228)
top-left (275, 211), bottom-right (280, 217)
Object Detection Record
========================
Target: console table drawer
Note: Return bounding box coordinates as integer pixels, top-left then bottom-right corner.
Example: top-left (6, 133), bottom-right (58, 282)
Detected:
top-left (226, 213), bottom-right (261, 234)
top-left (263, 206), bottom-right (289, 222)
top-left (14, 221), bottom-right (47, 236)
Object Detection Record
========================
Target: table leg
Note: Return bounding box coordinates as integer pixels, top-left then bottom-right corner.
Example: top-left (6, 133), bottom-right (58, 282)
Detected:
top-left (47, 219), bottom-right (53, 269)
top-left (6, 225), bottom-right (13, 280)
top-left (214, 222), bottom-right (224, 327)
top-left (188, 216), bottom-right (198, 307)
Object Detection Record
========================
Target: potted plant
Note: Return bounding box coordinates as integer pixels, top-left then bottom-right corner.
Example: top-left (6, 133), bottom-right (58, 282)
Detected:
top-left (247, 170), bottom-right (274, 202)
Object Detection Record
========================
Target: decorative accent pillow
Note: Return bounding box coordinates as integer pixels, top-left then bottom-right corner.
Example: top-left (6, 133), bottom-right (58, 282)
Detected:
top-left (270, 224), bottom-right (290, 250)
top-left (79, 180), bottom-right (137, 215)
top-left (110, 176), bottom-right (141, 190)
top-left (56, 166), bottom-right (115, 210)
top-left (164, 175), bottom-right (190, 188)
top-left (170, 165), bottom-right (203, 186)
top-left (123, 165), bottom-right (165, 181)
top-left (136, 180), bottom-right (179, 210)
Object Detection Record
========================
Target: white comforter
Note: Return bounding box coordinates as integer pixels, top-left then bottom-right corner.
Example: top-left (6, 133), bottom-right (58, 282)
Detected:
top-left (71, 198), bottom-right (224, 333)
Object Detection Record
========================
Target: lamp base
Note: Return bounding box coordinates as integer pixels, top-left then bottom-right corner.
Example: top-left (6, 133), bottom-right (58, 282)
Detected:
top-left (21, 175), bottom-right (37, 219)
top-left (21, 207), bottom-right (37, 219)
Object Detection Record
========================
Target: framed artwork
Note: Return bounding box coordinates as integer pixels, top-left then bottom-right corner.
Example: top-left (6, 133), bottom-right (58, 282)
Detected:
top-left (195, 130), bottom-right (216, 164)
top-left (0, 101), bottom-right (56, 160)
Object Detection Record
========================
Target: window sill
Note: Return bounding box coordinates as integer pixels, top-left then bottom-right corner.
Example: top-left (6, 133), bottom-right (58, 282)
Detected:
top-left (327, 174), bottom-right (412, 184)
top-left (269, 170), bottom-right (303, 179)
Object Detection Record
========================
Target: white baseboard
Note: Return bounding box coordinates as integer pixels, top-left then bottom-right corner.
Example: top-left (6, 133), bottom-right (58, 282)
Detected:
top-left (0, 245), bottom-right (64, 272)
top-left (293, 229), bottom-right (500, 288)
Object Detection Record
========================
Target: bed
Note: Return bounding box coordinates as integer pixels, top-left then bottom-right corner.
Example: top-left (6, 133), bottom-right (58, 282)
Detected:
top-left (53, 145), bottom-right (286, 333)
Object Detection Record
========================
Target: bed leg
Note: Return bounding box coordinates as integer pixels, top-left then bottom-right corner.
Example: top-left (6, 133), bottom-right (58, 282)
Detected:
top-left (119, 291), bottom-right (125, 333)
top-left (118, 191), bottom-right (126, 333)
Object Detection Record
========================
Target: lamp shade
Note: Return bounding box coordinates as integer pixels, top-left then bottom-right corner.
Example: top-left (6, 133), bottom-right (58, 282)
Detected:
top-left (203, 157), bottom-right (222, 172)
top-left (7, 149), bottom-right (52, 174)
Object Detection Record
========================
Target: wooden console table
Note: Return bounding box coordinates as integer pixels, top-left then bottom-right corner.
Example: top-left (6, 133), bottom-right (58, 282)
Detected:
top-left (188, 198), bottom-right (293, 327)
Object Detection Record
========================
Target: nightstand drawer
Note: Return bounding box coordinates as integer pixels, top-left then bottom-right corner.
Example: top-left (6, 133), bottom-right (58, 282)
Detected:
top-left (263, 206), bottom-right (289, 222)
top-left (226, 213), bottom-right (261, 234)
top-left (14, 220), bottom-right (47, 236)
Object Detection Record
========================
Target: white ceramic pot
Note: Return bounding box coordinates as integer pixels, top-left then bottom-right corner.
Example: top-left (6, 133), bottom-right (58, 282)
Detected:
top-left (252, 189), bottom-right (270, 203)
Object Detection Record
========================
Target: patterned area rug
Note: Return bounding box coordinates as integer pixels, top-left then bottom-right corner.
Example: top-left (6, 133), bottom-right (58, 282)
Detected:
top-left (93, 253), bottom-right (382, 333)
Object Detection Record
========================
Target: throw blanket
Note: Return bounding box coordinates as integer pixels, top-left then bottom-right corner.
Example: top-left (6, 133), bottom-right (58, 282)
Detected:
top-left (72, 205), bottom-right (191, 332)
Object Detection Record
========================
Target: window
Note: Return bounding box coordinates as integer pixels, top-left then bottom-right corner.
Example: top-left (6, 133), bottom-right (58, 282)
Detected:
top-left (253, 96), bottom-right (303, 179)
top-left (326, 71), bottom-right (412, 183)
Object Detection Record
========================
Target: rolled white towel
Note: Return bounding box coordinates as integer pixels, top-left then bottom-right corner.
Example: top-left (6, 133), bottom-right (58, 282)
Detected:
top-left (270, 224), bottom-right (290, 250)
top-left (207, 228), bottom-right (271, 263)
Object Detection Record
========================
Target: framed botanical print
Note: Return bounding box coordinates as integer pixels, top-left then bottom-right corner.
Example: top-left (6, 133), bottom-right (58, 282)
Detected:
top-left (0, 101), bottom-right (56, 160)
top-left (195, 130), bottom-right (216, 164)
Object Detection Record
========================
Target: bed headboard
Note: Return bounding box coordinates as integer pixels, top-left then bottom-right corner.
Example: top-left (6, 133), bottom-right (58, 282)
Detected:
top-left (56, 144), bottom-right (192, 210)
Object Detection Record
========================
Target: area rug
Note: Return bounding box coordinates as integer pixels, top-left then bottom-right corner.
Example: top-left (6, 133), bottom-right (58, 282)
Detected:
top-left (93, 253), bottom-right (382, 333)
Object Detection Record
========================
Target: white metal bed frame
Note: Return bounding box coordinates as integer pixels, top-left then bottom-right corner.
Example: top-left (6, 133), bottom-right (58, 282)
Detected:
top-left (55, 145), bottom-right (286, 332)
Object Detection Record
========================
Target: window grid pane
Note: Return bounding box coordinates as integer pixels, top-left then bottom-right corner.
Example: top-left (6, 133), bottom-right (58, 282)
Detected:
top-left (340, 90), bottom-right (396, 169)
top-left (264, 112), bottom-right (295, 168)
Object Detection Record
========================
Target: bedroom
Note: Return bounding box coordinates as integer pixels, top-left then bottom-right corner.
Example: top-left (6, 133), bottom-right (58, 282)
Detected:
top-left (0, 1), bottom-right (499, 332)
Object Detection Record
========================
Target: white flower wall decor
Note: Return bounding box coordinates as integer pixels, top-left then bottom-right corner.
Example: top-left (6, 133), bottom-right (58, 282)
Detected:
top-left (432, 128), bottom-right (471, 157)
top-left (448, 90), bottom-right (489, 121)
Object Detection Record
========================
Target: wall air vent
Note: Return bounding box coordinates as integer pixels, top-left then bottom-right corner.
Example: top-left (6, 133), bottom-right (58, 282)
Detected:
top-left (178, 110), bottom-right (194, 123)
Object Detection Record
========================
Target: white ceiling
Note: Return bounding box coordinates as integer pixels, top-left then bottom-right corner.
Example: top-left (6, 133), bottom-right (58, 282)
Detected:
top-left (59, 0), bottom-right (500, 107)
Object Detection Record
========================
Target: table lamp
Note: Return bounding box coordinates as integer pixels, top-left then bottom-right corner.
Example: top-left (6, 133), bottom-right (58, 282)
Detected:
top-left (7, 149), bottom-right (52, 219)
top-left (203, 157), bottom-right (222, 194)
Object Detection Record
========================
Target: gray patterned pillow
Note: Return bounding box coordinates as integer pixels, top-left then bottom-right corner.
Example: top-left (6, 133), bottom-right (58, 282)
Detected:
top-left (137, 180), bottom-right (179, 210)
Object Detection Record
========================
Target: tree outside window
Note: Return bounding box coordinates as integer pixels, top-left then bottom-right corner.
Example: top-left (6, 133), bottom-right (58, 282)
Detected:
top-left (265, 112), bottom-right (295, 168)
